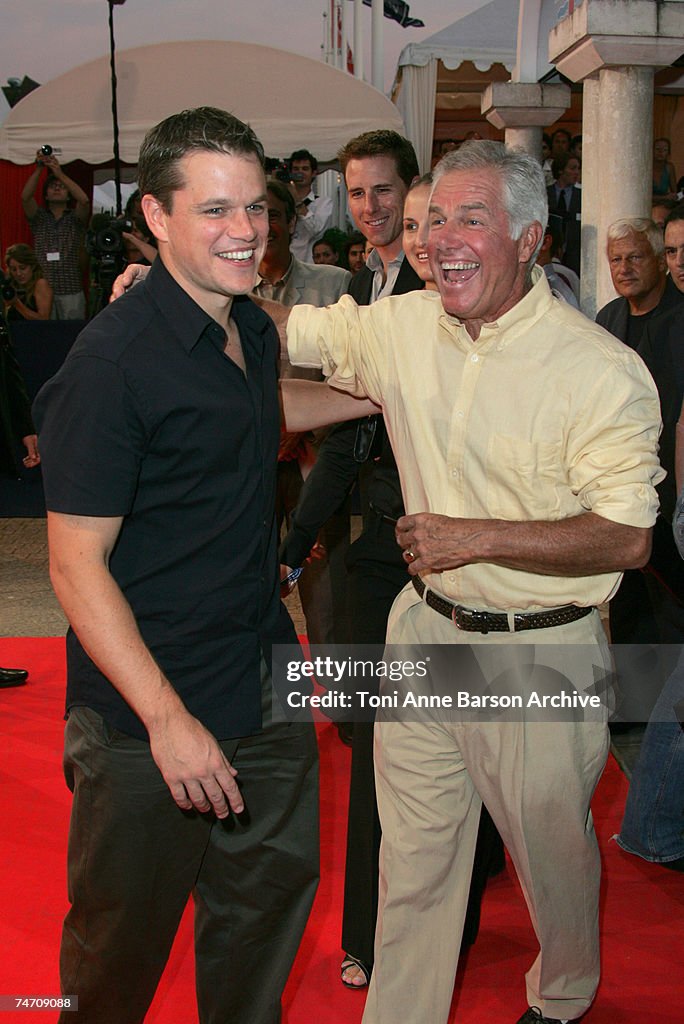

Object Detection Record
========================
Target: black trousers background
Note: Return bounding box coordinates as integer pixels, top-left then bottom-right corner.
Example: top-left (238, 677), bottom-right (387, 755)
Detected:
top-left (277, 458), bottom-right (351, 644)
top-left (341, 516), bottom-right (503, 967)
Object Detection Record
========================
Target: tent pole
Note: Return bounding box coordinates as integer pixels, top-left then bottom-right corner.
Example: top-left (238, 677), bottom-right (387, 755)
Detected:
top-left (354, 0), bottom-right (364, 80)
top-left (107, 0), bottom-right (123, 216)
top-left (371, 0), bottom-right (383, 91)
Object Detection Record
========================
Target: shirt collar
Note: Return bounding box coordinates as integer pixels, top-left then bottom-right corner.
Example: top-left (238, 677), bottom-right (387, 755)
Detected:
top-left (365, 246), bottom-right (404, 276)
top-left (439, 265), bottom-right (554, 350)
top-left (146, 255), bottom-right (271, 354)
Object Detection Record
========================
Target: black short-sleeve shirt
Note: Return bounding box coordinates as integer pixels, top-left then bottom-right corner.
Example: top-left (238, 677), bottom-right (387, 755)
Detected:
top-left (34, 257), bottom-right (296, 740)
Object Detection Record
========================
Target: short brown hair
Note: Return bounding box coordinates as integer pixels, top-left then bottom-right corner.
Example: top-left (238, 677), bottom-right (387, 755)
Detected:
top-left (137, 106), bottom-right (265, 213)
top-left (338, 130), bottom-right (418, 188)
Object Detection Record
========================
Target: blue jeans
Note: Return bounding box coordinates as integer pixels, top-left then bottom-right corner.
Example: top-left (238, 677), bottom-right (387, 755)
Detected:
top-left (618, 649), bottom-right (684, 864)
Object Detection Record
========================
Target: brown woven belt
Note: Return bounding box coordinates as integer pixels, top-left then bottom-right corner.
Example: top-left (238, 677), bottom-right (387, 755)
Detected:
top-left (412, 577), bottom-right (594, 635)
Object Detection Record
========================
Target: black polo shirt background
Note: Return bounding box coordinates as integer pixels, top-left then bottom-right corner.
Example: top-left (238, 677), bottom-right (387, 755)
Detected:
top-left (34, 258), bottom-right (296, 741)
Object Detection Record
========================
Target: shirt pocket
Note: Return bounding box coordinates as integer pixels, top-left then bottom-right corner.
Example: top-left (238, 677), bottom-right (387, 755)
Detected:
top-left (486, 434), bottom-right (563, 520)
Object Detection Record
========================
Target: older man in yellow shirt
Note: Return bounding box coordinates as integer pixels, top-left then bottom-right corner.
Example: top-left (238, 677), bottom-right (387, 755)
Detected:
top-left (283, 142), bottom-right (663, 1024)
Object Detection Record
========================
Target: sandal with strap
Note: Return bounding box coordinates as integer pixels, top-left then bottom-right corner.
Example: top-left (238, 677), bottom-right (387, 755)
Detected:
top-left (340, 953), bottom-right (371, 989)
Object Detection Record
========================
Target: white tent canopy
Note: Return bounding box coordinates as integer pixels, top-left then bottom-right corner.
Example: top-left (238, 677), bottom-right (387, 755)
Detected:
top-left (397, 0), bottom-right (519, 74)
top-left (397, 0), bottom-right (565, 78)
top-left (393, 0), bottom-right (571, 172)
top-left (0, 40), bottom-right (404, 165)
top-left (394, 0), bottom-right (519, 172)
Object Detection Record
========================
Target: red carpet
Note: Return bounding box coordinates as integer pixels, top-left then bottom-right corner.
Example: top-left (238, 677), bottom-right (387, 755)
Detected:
top-left (1, 637), bottom-right (682, 1023)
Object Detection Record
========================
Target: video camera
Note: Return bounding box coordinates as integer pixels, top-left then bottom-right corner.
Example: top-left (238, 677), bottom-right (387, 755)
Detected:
top-left (0, 273), bottom-right (17, 303)
top-left (264, 158), bottom-right (305, 185)
top-left (86, 213), bottom-right (134, 314)
top-left (86, 214), bottom-right (133, 264)
top-left (265, 158), bottom-right (291, 183)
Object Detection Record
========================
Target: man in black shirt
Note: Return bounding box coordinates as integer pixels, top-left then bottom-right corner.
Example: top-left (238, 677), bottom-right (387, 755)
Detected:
top-left (636, 206), bottom-right (684, 627)
top-left (34, 107), bottom-right (319, 1024)
top-left (596, 217), bottom-right (683, 351)
top-left (596, 216), bottom-right (684, 647)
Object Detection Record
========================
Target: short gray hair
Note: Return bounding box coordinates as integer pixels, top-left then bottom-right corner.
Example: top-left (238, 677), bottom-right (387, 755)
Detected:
top-left (606, 218), bottom-right (664, 258)
top-left (432, 140), bottom-right (548, 259)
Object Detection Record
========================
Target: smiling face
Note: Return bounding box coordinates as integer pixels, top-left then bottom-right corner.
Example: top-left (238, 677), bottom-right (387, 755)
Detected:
top-left (427, 167), bottom-right (540, 338)
top-left (607, 232), bottom-right (665, 305)
top-left (402, 184), bottom-right (433, 284)
top-left (143, 150), bottom-right (268, 320)
top-left (664, 219), bottom-right (684, 293)
top-left (345, 155), bottom-right (409, 262)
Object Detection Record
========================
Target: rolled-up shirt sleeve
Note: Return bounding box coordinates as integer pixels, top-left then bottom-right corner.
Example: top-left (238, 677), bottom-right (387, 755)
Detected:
top-left (567, 356), bottom-right (665, 529)
top-left (287, 295), bottom-right (387, 403)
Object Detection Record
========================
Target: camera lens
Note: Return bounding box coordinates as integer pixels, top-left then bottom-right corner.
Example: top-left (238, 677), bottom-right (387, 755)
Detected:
top-left (40, 144), bottom-right (53, 156)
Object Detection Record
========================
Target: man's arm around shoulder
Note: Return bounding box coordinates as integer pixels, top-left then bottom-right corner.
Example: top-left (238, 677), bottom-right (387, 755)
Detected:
top-left (48, 511), bottom-right (244, 817)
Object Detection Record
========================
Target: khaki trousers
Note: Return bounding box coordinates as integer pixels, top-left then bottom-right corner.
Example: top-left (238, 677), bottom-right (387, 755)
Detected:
top-left (362, 589), bottom-right (610, 1024)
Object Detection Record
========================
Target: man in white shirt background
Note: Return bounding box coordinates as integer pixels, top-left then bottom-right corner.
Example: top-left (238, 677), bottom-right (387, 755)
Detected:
top-left (288, 148), bottom-right (334, 263)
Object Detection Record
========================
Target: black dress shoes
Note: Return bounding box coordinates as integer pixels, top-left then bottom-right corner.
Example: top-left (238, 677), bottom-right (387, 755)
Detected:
top-left (0, 666), bottom-right (29, 688)
top-left (516, 1009), bottom-right (570, 1024)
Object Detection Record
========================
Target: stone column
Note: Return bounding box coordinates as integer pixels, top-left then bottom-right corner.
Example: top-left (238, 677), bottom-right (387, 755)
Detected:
top-left (549, 0), bottom-right (683, 314)
top-left (578, 74), bottom-right (601, 319)
top-left (595, 65), bottom-right (654, 308)
top-left (505, 125), bottom-right (543, 156)
top-left (481, 82), bottom-right (570, 160)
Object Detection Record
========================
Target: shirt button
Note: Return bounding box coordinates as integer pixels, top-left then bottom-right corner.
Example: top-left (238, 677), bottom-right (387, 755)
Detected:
top-left (456, 410), bottom-right (464, 418)
top-left (451, 469), bottom-right (458, 477)
top-left (471, 354), bottom-right (479, 363)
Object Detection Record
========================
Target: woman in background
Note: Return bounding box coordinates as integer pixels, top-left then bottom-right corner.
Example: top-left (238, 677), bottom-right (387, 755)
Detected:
top-left (4, 243), bottom-right (53, 321)
top-left (652, 138), bottom-right (677, 199)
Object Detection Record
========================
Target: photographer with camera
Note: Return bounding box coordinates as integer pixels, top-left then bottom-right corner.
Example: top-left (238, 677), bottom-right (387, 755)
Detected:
top-left (3, 243), bottom-right (53, 321)
top-left (21, 147), bottom-right (90, 320)
top-left (122, 189), bottom-right (158, 265)
top-left (86, 208), bottom-right (158, 315)
top-left (288, 149), bottom-right (333, 263)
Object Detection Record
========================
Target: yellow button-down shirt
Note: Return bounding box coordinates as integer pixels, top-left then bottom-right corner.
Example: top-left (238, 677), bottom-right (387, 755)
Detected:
top-left (288, 268), bottom-right (664, 612)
